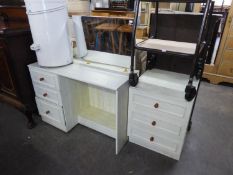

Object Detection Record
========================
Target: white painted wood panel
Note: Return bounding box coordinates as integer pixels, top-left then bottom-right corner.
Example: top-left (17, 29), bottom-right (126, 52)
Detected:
top-left (58, 76), bottom-right (79, 131)
top-left (139, 69), bottom-right (199, 92)
top-left (131, 83), bottom-right (187, 105)
top-left (129, 133), bottom-right (180, 160)
top-left (29, 62), bottom-right (128, 91)
top-left (78, 116), bottom-right (116, 139)
top-left (130, 111), bottom-right (184, 140)
top-left (34, 84), bottom-right (62, 106)
top-left (132, 103), bottom-right (186, 122)
top-left (29, 67), bottom-right (60, 90)
top-left (35, 97), bottom-right (67, 132)
top-left (79, 106), bottom-right (116, 130)
top-left (88, 85), bottom-right (116, 114)
top-left (130, 127), bottom-right (179, 153)
top-left (132, 93), bottom-right (186, 117)
top-left (116, 82), bottom-right (129, 154)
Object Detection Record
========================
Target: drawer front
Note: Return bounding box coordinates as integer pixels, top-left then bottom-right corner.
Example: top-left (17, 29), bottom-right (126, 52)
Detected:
top-left (132, 93), bottom-right (186, 119)
top-left (130, 128), bottom-right (179, 153)
top-left (131, 84), bottom-right (187, 105)
top-left (218, 61), bottom-right (233, 77)
top-left (130, 111), bottom-right (183, 140)
top-left (30, 68), bottom-right (59, 90)
top-left (34, 85), bottom-right (62, 106)
top-left (36, 97), bottom-right (66, 131)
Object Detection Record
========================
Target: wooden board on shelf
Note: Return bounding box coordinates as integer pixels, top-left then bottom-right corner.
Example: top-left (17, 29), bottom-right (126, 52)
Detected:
top-left (137, 39), bottom-right (196, 54)
top-left (91, 10), bottom-right (135, 19)
top-left (79, 106), bottom-right (116, 130)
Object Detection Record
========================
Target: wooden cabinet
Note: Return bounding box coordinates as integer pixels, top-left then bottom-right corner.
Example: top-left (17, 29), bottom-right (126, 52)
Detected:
top-left (203, 3), bottom-right (233, 84)
top-left (218, 61), bottom-right (233, 77)
top-left (0, 6), bottom-right (37, 128)
top-left (0, 44), bottom-right (17, 97)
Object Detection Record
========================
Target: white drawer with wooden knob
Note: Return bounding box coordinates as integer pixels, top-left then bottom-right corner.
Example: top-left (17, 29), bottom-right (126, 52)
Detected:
top-left (131, 93), bottom-right (186, 118)
top-left (129, 111), bottom-right (184, 140)
top-left (132, 102), bottom-right (186, 123)
top-left (129, 127), bottom-right (180, 155)
top-left (35, 97), bottom-right (67, 132)
top-left (130, 83), bottom-right (187, 105)
top-left (34, 84), bottom-right (62, 106)
top-left (29, 68), bottom-right (60, 90)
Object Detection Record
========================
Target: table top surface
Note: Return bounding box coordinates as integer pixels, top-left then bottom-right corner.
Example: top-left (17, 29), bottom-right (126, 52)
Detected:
top-left (28, 51), bottom-right (130, 91)
top-left (117, 24), bottom-right (132, 33)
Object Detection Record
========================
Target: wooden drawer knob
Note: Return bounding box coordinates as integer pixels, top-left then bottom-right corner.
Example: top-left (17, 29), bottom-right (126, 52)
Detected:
top-left (43, 93), bottom-right (48, 97)
top-left (150, 137), bottom-right (154, 142)
top-left (154, 103), bottom-right (159, 108)
top-left (151, 121), bottom-right (156, 126)
top-left (39, 77), bottom-right (44, 81)
top-left (45, 110), bottom-right (50, 115)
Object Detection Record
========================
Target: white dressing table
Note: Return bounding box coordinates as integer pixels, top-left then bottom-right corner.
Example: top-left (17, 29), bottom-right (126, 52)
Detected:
top-left (28, 51), bottom-right (131, 154)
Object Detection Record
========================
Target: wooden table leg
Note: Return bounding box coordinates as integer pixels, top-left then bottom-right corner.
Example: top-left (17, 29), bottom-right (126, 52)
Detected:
top-left (110, 32), bottom-right (116, 53)
top-left (119, 32), bottom-right (123, 54)
top-left (99, 32), bottom-right (102, 51)
top-left (96, 31), bottom-right (102, 51)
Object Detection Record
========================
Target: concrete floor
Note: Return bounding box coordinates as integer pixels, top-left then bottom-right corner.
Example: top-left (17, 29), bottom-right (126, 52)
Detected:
top-left (0, 82), bottom-right (233, 175)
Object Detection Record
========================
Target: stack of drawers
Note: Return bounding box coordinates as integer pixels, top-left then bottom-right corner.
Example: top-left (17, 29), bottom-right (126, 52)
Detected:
top-left (128, 82), bottom-right (194, 160)
top-left (29, 66), bottom-right (67, 132)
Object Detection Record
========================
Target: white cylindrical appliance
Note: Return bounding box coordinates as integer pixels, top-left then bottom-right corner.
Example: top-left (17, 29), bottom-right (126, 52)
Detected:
top-left (25, 0), bottom-right (72, 67)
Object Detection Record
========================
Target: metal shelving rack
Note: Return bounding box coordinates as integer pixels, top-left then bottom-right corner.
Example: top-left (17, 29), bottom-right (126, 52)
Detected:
top-left (129, 0), bottom-right (214, 102)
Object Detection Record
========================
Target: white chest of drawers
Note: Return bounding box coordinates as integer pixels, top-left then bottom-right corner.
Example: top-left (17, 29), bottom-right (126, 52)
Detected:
top-left (128, 69), bottom-right (199, 160)
top-left (29, 66), bottom-right (71, 132)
